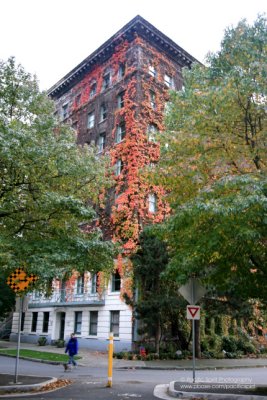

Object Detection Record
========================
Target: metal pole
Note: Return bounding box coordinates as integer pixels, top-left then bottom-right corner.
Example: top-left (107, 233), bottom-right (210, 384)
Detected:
top-left (14, 295), bottom-right (23, 384)
top-left (107, 332), bottom-right (113, 387)
top-left (191, 278), bottom-right (196, 383)
top-left (192, 319), bottom-right (195, 383)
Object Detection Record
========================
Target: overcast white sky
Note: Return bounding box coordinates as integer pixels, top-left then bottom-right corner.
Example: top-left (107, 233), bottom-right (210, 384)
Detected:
top-left (1, 0), bottom-right (266, 91)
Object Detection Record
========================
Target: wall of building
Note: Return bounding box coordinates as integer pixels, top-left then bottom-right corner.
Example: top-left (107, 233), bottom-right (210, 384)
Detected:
top-left (10, 274), bottom-right (133, 351)
top-left (10, 31), bottom-right (187, 351)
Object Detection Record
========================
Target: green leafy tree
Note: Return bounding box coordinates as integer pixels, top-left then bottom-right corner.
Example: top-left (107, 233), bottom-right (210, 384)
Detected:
top-left (0, 271), bottom-right (15, 319)
top-left (0, 57), bottom-right (116, 291)
top-left (152, 16), bottom-right (267, 301)
top-left (164, 176), bottom-right (267, 300)
top-left (155, 15), bottom-right (266, 205)
top-left (131, 229), bottom-right (189, 354)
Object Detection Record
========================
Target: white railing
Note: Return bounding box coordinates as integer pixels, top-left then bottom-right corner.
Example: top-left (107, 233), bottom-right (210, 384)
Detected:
top-left (29, 289), bottom-right (104, 306)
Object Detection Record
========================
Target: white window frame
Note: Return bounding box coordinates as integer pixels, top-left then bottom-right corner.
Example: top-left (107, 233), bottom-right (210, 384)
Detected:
top-left (74, 311), bottom-right (82, 335)
top-left (87, 112), bottom-right (95, 129)
top-left (100, 104), bottom-right (107, 122)
top-left (149, 65), bottom-right (157, 78)
top-left (150, 91), bottom-right (156, 109)
top-left (90, 82), bottom-right (97, 99)
top-left (102, 72), bottom-right (111, 90)
top-left (115, 123), bottom-right (126, 143)
top-left (118, 63), bottom-right (125, 79)
top-left (115, 159), bottom-right (123, 176)
top-left (89, 311), bottom-right (98, 336)
top-left (147, 124), bottom-right (157, 142)
top-left (110, 311), bottom-right (120, 337)
top-left (164, 74), bottom-right (173, 88)
top-left (111, 270), bottom-right (121, 292)
top-left (62, 103), bottom-right (68, 120)
top-left (148, 193), bottom-right (157, 213)
top-left (97, 133), bottom-right (106, 153)
top-left (76, 275), bottom-right (84, 295)
top-left (117, 92), bottom-right (124, 109)
top-left (91, 273), bottom-right (98, 294)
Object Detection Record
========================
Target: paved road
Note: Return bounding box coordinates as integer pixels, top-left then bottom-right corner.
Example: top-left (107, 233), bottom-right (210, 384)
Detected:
top-left (1, 356), bottom-right (267, 399)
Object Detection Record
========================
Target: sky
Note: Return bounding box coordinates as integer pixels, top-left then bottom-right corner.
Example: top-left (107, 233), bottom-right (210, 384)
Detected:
top-left (1, 0), bottom-right (266, 91)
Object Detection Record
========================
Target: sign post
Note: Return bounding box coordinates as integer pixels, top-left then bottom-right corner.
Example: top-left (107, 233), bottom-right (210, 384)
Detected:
top-left (186, 305), bottom-right (200, 382)
top-left (6, 268), bottom-right (38, 384)
top-left (179, 278), bottom-right (205, 383)
top-left (14, 295), bottom-right (23, 384)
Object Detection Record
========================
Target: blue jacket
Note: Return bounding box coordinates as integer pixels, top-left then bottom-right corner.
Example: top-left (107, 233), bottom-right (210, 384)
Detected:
top-left (65, 337), bottom-right (78, 356)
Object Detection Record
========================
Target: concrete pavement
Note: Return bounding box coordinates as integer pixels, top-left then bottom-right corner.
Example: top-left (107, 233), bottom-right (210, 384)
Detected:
top-left (1, 340), bottom-right (267, 398)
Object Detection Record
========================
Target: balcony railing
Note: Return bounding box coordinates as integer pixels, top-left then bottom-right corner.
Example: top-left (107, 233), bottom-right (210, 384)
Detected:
top-left (28, 289), bottom-right (105, 308)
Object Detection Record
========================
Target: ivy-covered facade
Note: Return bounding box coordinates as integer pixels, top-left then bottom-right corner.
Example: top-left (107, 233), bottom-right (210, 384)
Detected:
top-left (11, 16), bottom-right (197, 350)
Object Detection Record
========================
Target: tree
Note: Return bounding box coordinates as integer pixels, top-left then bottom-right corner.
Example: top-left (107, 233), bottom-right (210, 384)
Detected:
top-left (130, 229), bottom-right (189, 354)
top-left (152, 16), bottom-right (267, 301)
top-left (163, 175), bottom-right (267, 300)
top-left (0, 271), bottom-right (15, 319)
top-left (155, 15), bottom-right (266, 205)
top-left (0, 58), bottom-right (116, 291)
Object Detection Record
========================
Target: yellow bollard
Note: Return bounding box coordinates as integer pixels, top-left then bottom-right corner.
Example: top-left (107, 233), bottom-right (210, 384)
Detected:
top-left (107, 332), bottom-right (113, 387)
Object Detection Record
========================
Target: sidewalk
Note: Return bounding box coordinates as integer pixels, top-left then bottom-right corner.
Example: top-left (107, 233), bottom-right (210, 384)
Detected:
top-left (1, 339), bottom-right (267, 370)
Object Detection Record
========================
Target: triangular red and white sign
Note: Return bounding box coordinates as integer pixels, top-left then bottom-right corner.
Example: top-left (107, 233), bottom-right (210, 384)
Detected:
top-left (186, 305), bottom-right (200, 320)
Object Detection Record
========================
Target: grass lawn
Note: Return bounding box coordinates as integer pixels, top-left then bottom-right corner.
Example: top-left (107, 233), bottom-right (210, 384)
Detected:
top-left (0, 349), bottom-right (80, 363)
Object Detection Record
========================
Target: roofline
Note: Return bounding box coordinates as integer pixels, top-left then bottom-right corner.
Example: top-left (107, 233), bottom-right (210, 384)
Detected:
top-left (48, 15), bottom-right (199, 98)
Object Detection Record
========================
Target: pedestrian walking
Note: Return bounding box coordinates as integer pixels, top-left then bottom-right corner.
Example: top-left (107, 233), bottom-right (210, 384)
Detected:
top-left (65, 333), bottom-right (78, 369)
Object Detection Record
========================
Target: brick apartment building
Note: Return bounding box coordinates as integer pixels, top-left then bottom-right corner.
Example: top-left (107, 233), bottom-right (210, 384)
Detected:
top-left (10, 16), bottom-right (197, 351)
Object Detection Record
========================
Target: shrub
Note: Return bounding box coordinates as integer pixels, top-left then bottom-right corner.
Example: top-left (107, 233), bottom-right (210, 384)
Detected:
top-left (55, 339), bottom-right (65, 348)
top-left (38, 336), bottom-right (47, 346)
top-left (221, 336), bottom-right (238, 353)
top-left (238, 340), bottom-right (256, 355)
top-left (201, 335), bottom-right (222, 354)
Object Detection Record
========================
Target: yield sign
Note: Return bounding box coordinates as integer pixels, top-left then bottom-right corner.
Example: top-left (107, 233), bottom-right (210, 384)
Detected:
top-left (186, 305), bottom-right (200, 320)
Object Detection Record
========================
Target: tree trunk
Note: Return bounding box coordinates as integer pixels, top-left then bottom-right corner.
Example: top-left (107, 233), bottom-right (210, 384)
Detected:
top-left (155, 319), bottom-right (161, 355)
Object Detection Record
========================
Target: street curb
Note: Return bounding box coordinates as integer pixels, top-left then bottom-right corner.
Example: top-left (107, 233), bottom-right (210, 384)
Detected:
top-left (168, 381), bottom-right (267, 400)
top-left (0, 376), bottom-right (57, 396)
top-left (0, 353), bottom-right (62, 365)
top-left (116, 364), bottom-right (267, 371)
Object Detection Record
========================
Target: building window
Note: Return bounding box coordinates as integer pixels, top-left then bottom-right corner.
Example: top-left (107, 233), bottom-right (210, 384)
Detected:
top-left (62, 103), bottom-right (68, 120)
top-left (91, 273), bottom-right (98, 293)
top-left (115, 123), bottom-right (126, 143)
top-left (102, 72), bottom-right (111, 90)
top-left (42, 312), bottom-right (49, 333)
top-left (100, 104), bottom-right (107, 122)
top-left (75, 94), bottom-right (81, 106)
top-left (31, 312), bottom-right (38, 332)
top-left (72, 121), bottom-right (78, 133)
top-left (74, 311), bottom-right (82, 335)
top-left (115, 159), bottom-right (123, 176)
top-left (76, 275), bottom-right (84, 295)
top-left (21, 312), bottom-right (25, 331)
top-left (148, 193), bottom-right (157, 213)
top-left (164, 74), bottom-right (173, 88)
top-left (89, 311), bottom-right (98, 336)
top-left (97, 133), bottom-right (106, 153)
top-left (117, 92), bottom-right (125, 109)
top-left (148, 64), bottom-right (157, 78)
top-left (87, 112), bottom-right (95, 129)
top-left (90, 82), bottom-right (97, 99)
top-left (111, 270), bottom-right (121, 292)
top-left (118, 63), bottom-right (125, 79)
top-left (147, 124), bottom-right (157, 142)
top-left (150, 91), bottom-right (156, 110)
top-left (110, 311), bottom-right (120, 337)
